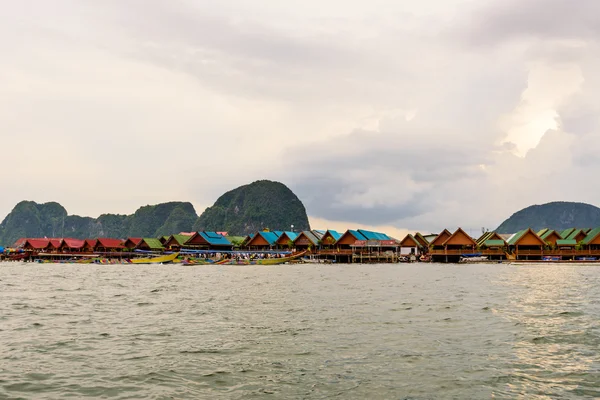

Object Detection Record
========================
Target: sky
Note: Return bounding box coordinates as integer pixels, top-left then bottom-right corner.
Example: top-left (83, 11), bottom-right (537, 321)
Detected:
top-left (2, 0), bottom-right (600, 239)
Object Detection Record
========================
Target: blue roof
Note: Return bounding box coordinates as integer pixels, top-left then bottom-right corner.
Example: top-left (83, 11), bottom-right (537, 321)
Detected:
top-left (358, 229), bottom-right (391, 240)
top-left (348, 230), bottom-right (368, 240)
top-left (258, 231), bottom-right (280, 245)
top-left (199, 231), bottom-right (232, 246)
top-left (326, 230), bottom-right (342, 240)
top-left (314, 230), bottom-right (326, 234)
top-left (281, 231), bottom-right (298, 241)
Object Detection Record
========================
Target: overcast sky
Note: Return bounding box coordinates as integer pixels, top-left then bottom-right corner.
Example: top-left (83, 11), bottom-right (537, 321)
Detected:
top-left (2, 0), bottom-right (599, 238)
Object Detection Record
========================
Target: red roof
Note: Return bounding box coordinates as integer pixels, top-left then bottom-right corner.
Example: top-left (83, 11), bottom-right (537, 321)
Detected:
top-left (13, 238), bottom-right (28, 248)
top-left (217, 231), bottom-right (228, 236)
top-left (24, 239), bottom-right (50, 249)
top-left (125, 237), bottom-right (142, 245)
top-left (62, 238), bottom-right (85, 248)
top-left (48, 239), bottom-right (62, 248)
top-left (96, 238), bottom-right (125, 248)
top-left (84, 239), bottom-right (97, 247)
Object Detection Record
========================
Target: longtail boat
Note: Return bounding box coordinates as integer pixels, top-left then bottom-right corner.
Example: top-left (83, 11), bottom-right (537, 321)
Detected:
top-left (130, 252), bottom-right (179, 265)
top-left (215, 250), bottom-right (307, 265)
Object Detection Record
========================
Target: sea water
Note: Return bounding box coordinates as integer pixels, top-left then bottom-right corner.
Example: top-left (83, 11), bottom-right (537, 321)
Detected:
top-left (1, 262), bottom-right (600, 399)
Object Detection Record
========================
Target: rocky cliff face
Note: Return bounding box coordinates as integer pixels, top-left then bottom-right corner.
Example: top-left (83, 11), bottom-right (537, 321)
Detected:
top-left (0, 180), bottom-right (311, 245)
top-left (496, 201), bottom-right (600, 233)
top-left (194, 180), bottom-right (311, 235)
top-left (0, 201), bottom-right (197, 246)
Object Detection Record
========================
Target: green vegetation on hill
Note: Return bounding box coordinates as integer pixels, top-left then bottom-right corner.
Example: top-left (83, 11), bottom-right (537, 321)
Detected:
top-left (496, 201), bottom-right (600, 233)
top-left (0, 180), bottom-right (311, 245)
top-left (194, 180), bottom-right (311, 235)
top-left (0, 201), bottom-right (198, 246)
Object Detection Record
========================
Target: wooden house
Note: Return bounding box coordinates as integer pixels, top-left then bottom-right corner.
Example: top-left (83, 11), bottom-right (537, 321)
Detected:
top-left (59, 238), bottom-right (85, 253)
top-left (507, 228), bottom-right (546, 259)
top-left (184, 231), bottom-right (234, 251)
top-left (320, 230), bottom-right (342, 249)
top-left (244, 231), bottom-right (281, 250)
top-left (334, 230), bottom-right (366, 250)
top-left (582, 227), bottom-right (600, 252)
top-left (274, 231), bottom-right (299, 249)
top-left (164, 234), bottom-right (193, 251)
top-left (95, 238), bottom-right (125, 252)
top-left (442, 228), bottom-right (477, 254)
top-left (538, 229), bottom-right (562, 247)
top-left (135, 238), bottom-right (164, 251)
top-left (428, 229), bottom-right (452, 253)
top-left (123, 238), bottom-right (142, 250)
top-left (293, 231), bottom-right (321, 251)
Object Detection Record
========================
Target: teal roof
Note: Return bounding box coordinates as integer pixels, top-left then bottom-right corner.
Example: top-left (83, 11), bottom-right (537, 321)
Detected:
top-left (358, 229), bottom-right (391, 240)
top-left (484, 239), bottom-right (506, 247)
top-left (583, 227), bottom-right (600, 245)
top-left (199, 231), bottom-right (232, 246)
top-left (347, 230), bottom-right (367, 240)
top-left (556, 239), bottom-right (577, 246)
top-left (327, 230), bottom-right (342, 240)
top-left (276, 231), bottom-right (298, 241)
top-left (255, 231), bottom-right (280, 245)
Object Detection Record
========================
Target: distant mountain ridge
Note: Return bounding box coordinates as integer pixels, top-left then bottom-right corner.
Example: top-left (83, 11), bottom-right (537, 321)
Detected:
top-left (0, 201), bottom-right (197, 246)
top-left (496, 201), bottom-right (600, 233)
top-left (0, 180), bottom-right (310, 245)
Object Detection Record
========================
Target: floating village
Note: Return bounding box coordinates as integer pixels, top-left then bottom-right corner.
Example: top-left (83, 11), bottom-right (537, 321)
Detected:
top-left (2, 226), bottom-right (600, 264)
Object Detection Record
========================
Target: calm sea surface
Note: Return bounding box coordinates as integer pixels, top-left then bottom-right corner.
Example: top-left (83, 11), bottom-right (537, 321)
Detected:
top-left (1, 262), bottom-right (600, 399)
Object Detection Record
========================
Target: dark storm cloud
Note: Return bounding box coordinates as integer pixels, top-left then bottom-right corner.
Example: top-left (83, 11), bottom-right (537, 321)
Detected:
top-left (283, 126), bottom-right (495, 225)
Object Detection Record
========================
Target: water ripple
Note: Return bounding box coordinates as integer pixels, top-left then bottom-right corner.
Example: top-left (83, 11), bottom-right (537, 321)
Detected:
top-left (1, 262), bottom-right (600, 398)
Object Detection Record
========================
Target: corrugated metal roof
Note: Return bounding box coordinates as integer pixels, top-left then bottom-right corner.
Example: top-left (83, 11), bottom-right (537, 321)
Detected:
top-left (567, 229), bottom-right (584, 240)
top-left (556, 239), bottom-right (577, 246)
top-left (138, 238), bottom-right (164, 249)
top-left (97, 238), bottom-right (125, 248)
top-left (507, 229), bottom-right (527, 245)
top-left (294, 231), bottom-right (320, 245)
top-left (347, 230), bottom-right (367, 240)
top-left (63, 238), bottom-right (85, 248)
top-left (484, 239), bottom-right (506, 247)
top-left (560, 228), bottom-right (576, 239)
top-left (357, 229), bottom-right (391, 240)
top-left (583, 227), bottom-right (600, 245)
top-left (200, 231), bottom-right (232, 246)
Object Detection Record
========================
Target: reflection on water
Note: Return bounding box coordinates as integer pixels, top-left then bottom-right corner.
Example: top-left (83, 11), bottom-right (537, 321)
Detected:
top-left (1, 262), bottom-right (600, 399)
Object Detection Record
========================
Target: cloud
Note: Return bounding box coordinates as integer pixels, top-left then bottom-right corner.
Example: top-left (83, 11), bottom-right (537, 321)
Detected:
top-left (2, 0), bottom-right (600, 237)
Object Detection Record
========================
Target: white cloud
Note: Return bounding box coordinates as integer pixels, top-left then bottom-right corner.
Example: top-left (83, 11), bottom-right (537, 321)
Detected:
top-left (1, 0), bottom-right (600, 236)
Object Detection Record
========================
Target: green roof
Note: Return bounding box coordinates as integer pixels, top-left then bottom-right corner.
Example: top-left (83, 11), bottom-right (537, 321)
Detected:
top-left (567, 229), bottom-right (584, 240)
top-left (169, 234), bottom-right (191, 246)
top-left (556, 239), bottom-right (577, 246)
top-left (141, 238), bottom-right (164, 249)
top-left (538, 229), bottom-right (562, 240)
top-left (477, 231), bottom-right (493, 246)
top-left (507, 229), bottom-right (527, 245)
top-left (537, 228), bottom-right (549, 237)
top-left (560, 228), bottom-right (576, 239)
top-left (583, 227), bottom-right (600, 245)
top-left (484, 239), bottom-right (506, 247)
